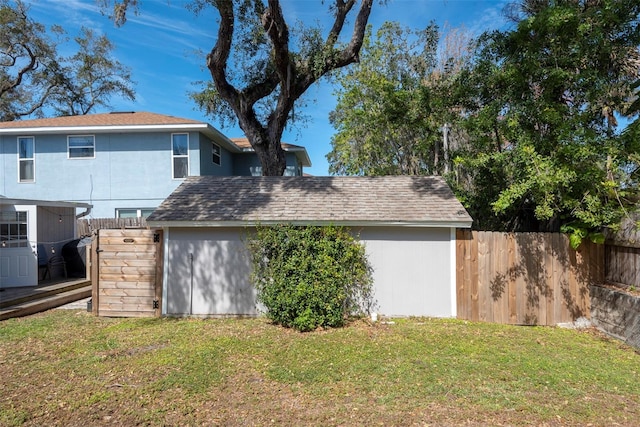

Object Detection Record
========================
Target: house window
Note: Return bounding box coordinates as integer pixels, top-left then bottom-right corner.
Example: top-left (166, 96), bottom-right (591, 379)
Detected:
top-left (68, 135), bottom-right (95, 158)
top-left (0, 211), bottom-right (28, 248)
top-left (172, 133), bottom-right (189, 179)
top-left (116, 208), bottom-right (155, 219)
top-left (212, 142), bottom-right (221, 166)
top-left (18, 137), bottom-right (35, 182)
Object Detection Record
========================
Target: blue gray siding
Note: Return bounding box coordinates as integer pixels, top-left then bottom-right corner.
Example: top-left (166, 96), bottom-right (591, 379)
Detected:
top-left (1, 131), bottom-right (304, 217)
top-left (198, 133), bottom-right (234, 176)
top-left (2, 132), bottom-right (187, 216)
top-left (232, 152), bottom-right (301, 176)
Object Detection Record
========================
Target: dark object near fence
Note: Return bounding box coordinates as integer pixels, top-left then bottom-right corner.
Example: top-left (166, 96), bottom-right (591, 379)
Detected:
top-left (62, 237), bottom-right (92, 278)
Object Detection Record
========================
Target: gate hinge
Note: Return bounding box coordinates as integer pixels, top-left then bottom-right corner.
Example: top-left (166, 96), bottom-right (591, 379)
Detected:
top-left (153, 300), bottom-right (159, 309)
top-left (153, 233), bottom-right (160, 243)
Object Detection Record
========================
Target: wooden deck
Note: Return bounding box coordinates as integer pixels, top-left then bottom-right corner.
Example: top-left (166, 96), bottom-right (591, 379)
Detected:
top-left (0, 279), bottom-right (92, 321)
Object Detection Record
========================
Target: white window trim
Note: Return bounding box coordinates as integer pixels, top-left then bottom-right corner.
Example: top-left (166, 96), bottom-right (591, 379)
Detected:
top-left (212, 141), bottom-right (221, 166)
top-left (172, 133), bottom-right (189, 179)
top-left (0, 210), bottom-right (29, 248)
top-left (67, 135), bottom-right (96, 159)
top-left (115, 208), bottom-right (155, 219)
top-left (17, 136), bottom-right (35, 183)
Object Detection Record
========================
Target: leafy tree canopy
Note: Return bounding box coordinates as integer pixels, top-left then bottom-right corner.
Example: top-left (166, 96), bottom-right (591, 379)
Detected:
top-left (454, 0), bottom-right (640, 233)
top-left (328, 0), bottom-right (640, 236)
top-left (0, 0), bottom-right (135, 121)
top-left (327, 21), bottom-right (471, 176)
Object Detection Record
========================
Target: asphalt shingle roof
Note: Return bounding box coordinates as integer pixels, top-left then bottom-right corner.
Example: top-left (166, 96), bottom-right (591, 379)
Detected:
top-left (147, 175), bottom-right (472, 226)
top-left (0, 111), bottom-right (203, 129)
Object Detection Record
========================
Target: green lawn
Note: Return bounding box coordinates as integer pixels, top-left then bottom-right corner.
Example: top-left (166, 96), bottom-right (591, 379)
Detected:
top-left (1, 310), bottom-right (638, 426)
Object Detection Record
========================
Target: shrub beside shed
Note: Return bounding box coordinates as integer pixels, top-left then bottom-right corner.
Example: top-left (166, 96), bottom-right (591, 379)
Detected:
top-left (147, 175), bottom-right (472, 318)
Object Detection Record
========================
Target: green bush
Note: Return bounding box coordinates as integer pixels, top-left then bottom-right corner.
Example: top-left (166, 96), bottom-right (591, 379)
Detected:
top-left (247, 225), bottom-right (374, 332)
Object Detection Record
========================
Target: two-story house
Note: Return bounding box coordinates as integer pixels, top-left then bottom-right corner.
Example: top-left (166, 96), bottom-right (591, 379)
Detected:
top-left (0, 111), bottom-right (310, 218)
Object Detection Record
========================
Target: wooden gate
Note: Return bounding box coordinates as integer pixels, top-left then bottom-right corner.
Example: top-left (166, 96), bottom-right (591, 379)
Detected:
top-left (91, 229), bottom-right (162, 317)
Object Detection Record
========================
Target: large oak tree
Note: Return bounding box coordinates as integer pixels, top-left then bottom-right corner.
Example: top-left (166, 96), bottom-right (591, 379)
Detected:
top-left (109, 0), bottom-right (374, 176)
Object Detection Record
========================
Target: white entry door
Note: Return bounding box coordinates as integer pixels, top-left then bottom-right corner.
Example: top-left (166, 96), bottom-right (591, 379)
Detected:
top-left (0, 207), bottom-right (38, 288)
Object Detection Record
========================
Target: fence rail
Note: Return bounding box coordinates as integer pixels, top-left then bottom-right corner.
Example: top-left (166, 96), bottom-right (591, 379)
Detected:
top-left (77, 217), bottom-right (148, 236)
top-left (456, 230), bottom-right (604, 326)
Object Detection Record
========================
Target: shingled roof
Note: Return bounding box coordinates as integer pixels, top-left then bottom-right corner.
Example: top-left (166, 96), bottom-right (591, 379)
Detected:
top-left (147, 175), bottom-right (472, 227)
top-left (0, 111), bottom-right (203, 129)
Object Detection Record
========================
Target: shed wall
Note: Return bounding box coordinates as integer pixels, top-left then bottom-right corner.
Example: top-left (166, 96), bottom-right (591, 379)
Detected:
top-left (358, 227), bottom-right (454, 318)
top-left (164, 228), bottom-right (255, 316)
top-left (163, 226), bottom-right (456, 318)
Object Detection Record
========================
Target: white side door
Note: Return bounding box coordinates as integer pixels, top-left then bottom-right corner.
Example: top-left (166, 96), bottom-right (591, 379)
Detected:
top-left (0, 206), bottom-right (38, 288)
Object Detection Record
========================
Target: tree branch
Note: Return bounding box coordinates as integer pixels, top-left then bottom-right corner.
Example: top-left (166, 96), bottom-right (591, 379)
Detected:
top-left (262, 0), bottom-right (292, 98)
top-left (207, 0), bottom-right (240, 113)
top-left (326, 0), bottom-right (356, 46)
top-left (207, 0), bottom-right (277, 140)
top-left (0, 44), bottom-right (38, 97)
top-left (294, 0), bottom-right (373, 97)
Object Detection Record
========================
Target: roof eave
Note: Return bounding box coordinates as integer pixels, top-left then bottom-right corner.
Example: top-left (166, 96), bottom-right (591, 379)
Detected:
top-left (147, 219), bottom-right (473, 229)
top-left (0, 198), bottom-right (92, 209)
top-left (0, 122), bottom-right (242, 153)
top-left (239, 146), bottom-right (312, 167)
top-left (287, 147), bottom-right (312, 167)
top-left (203, 125), bottom-right (241, 153)
top-left (0, 123), bottom-right (211, 135)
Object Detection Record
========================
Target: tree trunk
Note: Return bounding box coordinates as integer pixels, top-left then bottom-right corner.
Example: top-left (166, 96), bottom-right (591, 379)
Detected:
top-left (250, 136), bottom-right (287, 176)
top-left (206, 0), bottom-right (373, 176)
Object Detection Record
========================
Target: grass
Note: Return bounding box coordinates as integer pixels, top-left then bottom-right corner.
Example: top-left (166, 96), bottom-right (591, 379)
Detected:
top-left (0, 311), bottom-right (639, 426)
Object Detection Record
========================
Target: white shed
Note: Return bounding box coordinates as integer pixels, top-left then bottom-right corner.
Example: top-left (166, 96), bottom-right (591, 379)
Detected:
top-left (0, 197), bottom-right (91, 288)
top-left (147, 176), bottom-right (472, 318)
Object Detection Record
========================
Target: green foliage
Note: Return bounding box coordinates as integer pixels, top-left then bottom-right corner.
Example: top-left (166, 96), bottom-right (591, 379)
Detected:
top-left (560, 222), bottom-right (605, 249)
top-left (247, 225), bottom-right (374, 332)
top-left (328, 21), bottom-right (468, 176)
top-left (0, 0), bottom-right (134, 121)
top-left (451, 0), bottom-right (640, 231)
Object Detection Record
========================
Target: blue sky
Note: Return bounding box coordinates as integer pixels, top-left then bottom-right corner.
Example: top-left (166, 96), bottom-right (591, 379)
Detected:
top-left (25, 0), bottom-right (510, 175)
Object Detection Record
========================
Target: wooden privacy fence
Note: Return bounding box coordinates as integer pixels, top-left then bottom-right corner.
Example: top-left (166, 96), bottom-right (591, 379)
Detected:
top-left (606, 245), bottom-right (640, 287)
top-left (78, 217), bottom-right (148, 237)
top-left (456, 230), bottom-right (604, 326)
top-left (91, 229), bottom-right (163, 317)
top-left (604, 216), bottom-right (640, 288)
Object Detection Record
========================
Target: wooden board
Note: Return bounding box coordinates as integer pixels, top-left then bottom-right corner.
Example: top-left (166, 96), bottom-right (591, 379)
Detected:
top-left (95, 229), bottom-right (161, 318)
top-left (455, 231), bottom-right (604, 326)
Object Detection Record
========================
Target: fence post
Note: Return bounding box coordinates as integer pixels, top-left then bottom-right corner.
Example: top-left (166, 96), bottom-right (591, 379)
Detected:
top-left (91, 233), bottom-right (99, 315)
